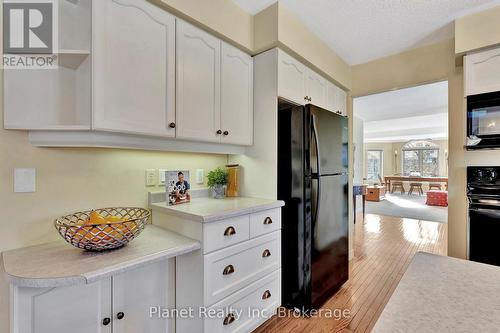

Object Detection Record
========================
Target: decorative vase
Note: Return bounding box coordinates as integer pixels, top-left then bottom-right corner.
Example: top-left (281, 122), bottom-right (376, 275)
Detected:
top-left (212, 184), bottom-right (226, 199)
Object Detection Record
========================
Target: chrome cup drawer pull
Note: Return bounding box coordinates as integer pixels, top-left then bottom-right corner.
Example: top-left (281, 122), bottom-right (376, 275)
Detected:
top-left (223, 264), bottom-right (235, 275)
top-left (224, 226), bottom-right (236, 236)
top-left (262, 290), bottom-right (272, 300)
top-left (223, 313), bottom-right (236, 325)
top-left (262, 249), bottom-right (271, 258)
top-left (263, 217), bottom-right (273, 225)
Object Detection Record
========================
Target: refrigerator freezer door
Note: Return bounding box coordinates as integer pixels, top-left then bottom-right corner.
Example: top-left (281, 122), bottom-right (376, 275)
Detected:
top-left (311, 173), bottom-right (349, 308)
top-left (309, 105), bottom-right (348, 175)
top-left (278, 102), bottom-right (311, 309)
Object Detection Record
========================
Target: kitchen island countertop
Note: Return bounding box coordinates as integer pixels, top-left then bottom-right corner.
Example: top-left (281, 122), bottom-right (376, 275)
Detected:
top-left (373, 252), bottom-right (500, 332)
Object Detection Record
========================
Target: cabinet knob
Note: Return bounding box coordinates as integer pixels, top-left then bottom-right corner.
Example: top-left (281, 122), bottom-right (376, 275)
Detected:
top-left (224, 226), bottom-right (236, 236)
top-left (263, 217), bottom-right (273, 225)
top-left (262, 249), bottom-right (271, 258)
top-left (262, 290), bottom-right (272, 300)
top-left (117, 312), bottom-right (125, 320)
top-left (169, 122), bottom-right (176, 129)
top-left (216, 129), bottom-right (222, 135)
top-left (102, 318), bottom-right (111, 326)
top-left (223, 130), bottom-right (229, 136)
top-left (223, 264), bottom-right (235, 275)
top-left (223, 313), bottom-right (236, 326)
top-left (304, 96), bottom-right (309, 101)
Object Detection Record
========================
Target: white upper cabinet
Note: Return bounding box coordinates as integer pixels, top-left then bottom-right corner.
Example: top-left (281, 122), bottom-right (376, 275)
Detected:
top-left (336, 87), bottom-right (347, 116)
top-left (221, 42), bottom-right (254, 146)
top-left (326, 82), bottom-right (347, 116)
top-left (176, 20), bottom-right (221, 143)
top-left (326, 82), bottom-right (337, 112)
top-left (278, 50), bottom-right (307, 105)
top-left (465, 46), bottom-right (500, 96)
top-left (305, 68), bottom-right (327, 108)
top-left (93, 0), bottom-right (176, 137)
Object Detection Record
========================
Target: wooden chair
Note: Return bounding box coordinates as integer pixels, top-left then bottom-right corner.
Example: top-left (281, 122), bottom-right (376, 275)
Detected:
top-left (409, 183), bottom-right (424, 195)
top-left (377, 175), bottom-right (387, 190)
top-left (391, 181), bottom-right (405, 194)
top-left (429, 183), bottom-right (442, 191)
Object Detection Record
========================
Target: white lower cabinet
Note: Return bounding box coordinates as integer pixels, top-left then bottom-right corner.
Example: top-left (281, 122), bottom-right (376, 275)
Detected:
top-left (11, 260), bottom-right (174, 333)
top-left (204, 270), bottom-right (281, 333)
top-left (154, 207), bottom-right (282, 333)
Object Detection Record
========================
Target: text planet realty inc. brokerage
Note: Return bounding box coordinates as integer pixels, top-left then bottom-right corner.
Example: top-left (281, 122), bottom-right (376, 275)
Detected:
top-left (150, 306), bottom-right (351, 321)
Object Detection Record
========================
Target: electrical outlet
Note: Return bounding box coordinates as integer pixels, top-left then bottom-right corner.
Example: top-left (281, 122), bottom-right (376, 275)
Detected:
top-left (145, 169), bottom-right (156, 186)
top-left (14, 168), bottom-right (36, 193)
top-left (158, 169), bottom-right (167, 185)
top-left (196, 169), bottom-right (204, 184)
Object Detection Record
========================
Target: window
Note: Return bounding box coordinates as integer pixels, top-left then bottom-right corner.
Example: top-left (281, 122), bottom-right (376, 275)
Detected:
top-left (366, 149), bottom-right (383, 181)
top-left (402, 140), bottom-right (439, 177)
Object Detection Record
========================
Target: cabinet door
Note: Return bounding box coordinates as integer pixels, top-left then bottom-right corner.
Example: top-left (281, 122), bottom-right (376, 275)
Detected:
top-left (12, 279), bottom-right (112, 333)
top-left (305, 69), bottom-right (327, 108)
top-left (176, 20), bottom-right (221, 143)
top-left (278, 50), bottom-right (307, 105)
top-left (220, 42), bottom-right (254, 146)
top-left (306, 70), bottom-right (326, 108)
top-left (465, 47), bottom-right (500, 96)
top-left (326, 81), bottom-right (337, 113)
top-left (93, 0), bottom-right (176, 137)
top-left (113, 260), bottom-right (175, 333)
top-left (336, 87), bottom-right (347, 116)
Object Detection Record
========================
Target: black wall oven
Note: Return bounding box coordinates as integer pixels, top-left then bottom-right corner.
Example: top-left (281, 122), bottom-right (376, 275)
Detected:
top-left (467, 91), bottom-right (500, 149)
top-left (468, 167), bottom-right (500, 266)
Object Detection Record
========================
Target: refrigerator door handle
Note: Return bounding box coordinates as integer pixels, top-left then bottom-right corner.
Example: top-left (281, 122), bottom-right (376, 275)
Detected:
top-left (311, 113), bottom-right (322, 176)
top-left (311, 116), bottom-right (321, 227)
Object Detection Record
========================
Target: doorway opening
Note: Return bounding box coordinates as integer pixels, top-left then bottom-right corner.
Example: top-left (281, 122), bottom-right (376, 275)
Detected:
top-left (353, 81), bottom-right (449, 223)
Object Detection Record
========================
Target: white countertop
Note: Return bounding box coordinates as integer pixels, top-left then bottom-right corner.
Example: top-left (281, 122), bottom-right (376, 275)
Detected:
top-left (150, 197), bottom-right (285, 223)
top-left (1, 225), bottom-right (200, 288)
top-left (373, 252), bottom-right (500, 333)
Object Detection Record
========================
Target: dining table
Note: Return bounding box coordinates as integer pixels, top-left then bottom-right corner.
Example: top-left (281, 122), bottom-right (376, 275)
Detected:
top-left (384, 175), bottom-right (448, 192)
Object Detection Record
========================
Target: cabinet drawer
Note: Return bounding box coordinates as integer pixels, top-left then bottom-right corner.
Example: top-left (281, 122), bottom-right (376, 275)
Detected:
top-left (204, 231), bottom-right (281, 306)
top-left (204, 269), bottom-right (281, 333)
top-left (250, 208), bottom-right (281, 238)
top-left (203, 215), bottom-right (250, 254)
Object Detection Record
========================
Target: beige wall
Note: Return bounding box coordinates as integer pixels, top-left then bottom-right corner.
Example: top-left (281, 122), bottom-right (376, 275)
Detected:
top-left (364, 140), bottom-right (449, 186)
top-left (152, 0), bottom-right (254, 52)
top-left (254, 3), bottom-right (351, 89)
top-left (455, 5), bottom-right (500, 55)
top-left (352, 38), bottom-right (500, 260)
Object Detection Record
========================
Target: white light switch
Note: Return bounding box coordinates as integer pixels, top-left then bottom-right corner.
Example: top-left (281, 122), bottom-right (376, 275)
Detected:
top-left (196, 169), bottom-right (204, 184)
top-left (158, 169), bottom-right (167, 185)
top-left (146, 169), bottom-right (156, 187)
top-left (14, 168), bottom-right (36, 193)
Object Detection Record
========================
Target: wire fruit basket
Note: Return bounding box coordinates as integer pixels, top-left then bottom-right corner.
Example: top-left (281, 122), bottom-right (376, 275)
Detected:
top-left (54, 207), bottom-right (150, 251)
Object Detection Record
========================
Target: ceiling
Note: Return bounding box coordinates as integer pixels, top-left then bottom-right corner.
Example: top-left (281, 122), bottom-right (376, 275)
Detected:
top-left (353, 81), bottom-right (448, 142)
top-left (232, 0), bottom-right (500, 65)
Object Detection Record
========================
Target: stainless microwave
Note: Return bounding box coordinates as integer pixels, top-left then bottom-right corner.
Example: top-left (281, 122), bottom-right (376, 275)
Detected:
top-left (467, 91), bottom-right (500, 150)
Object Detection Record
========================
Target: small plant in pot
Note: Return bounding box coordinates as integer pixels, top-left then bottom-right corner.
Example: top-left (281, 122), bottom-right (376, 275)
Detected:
top-left (207, 167), bottom-right (228, 199)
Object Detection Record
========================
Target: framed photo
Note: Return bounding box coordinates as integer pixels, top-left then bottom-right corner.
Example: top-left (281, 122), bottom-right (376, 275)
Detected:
top-left (166, 170), bottom-right (191, 205)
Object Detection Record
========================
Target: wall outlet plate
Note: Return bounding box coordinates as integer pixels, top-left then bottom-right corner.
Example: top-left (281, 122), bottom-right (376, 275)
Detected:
top-left (14, 168), bottom-right (36, 193)
top-left (196, 169), bottom-right (204, 184)
top-left (146, 169), bottom-right (156, 187)
top-left (158, 169), bottom-right (167, 185)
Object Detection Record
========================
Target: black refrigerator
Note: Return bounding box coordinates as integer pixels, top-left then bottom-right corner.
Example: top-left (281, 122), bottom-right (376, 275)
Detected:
top-left (278, 101), bottom-right (349, 310)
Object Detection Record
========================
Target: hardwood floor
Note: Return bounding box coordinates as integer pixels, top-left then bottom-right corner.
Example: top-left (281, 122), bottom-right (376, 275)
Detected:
top-left (255, 214), bottom-right (448, 333)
